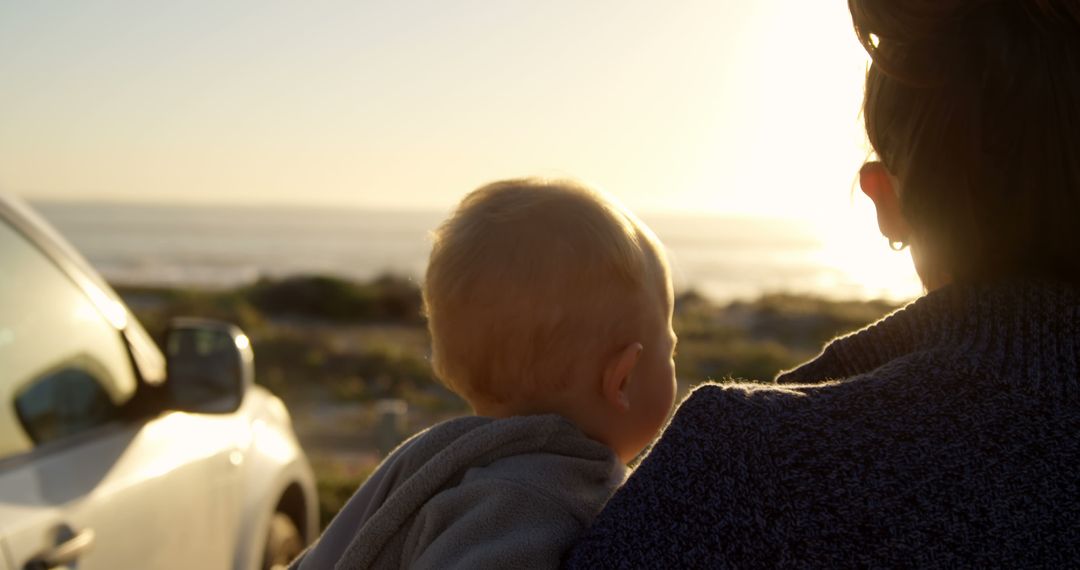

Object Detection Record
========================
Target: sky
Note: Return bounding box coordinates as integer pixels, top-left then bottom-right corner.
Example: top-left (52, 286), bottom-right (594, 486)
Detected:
top-left (0, 0), bottom-right (874, 219)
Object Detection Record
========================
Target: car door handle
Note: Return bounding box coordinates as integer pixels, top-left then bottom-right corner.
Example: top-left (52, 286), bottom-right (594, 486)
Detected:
top-left (25, 528), bottom-right (95, 570)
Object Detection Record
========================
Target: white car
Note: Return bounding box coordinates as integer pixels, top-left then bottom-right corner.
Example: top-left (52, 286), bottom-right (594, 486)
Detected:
top-left (0, 195), bottom-right (318, 570)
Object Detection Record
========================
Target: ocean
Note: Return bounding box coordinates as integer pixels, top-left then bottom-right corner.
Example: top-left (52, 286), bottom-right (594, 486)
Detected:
top-left (31, 201), bottom-right (924, 303)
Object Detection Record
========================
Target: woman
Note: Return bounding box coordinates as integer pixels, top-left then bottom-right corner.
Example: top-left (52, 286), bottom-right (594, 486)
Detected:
top-left (565, 0), bottom-right (1080, 567)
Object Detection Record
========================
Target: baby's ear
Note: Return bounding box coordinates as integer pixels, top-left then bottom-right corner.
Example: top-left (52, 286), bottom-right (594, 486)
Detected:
top-left (602, 342), bottom-right (642, 412)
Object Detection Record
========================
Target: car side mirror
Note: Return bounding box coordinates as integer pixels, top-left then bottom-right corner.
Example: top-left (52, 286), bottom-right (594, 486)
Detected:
top-left (164, 318), bottom-right (253, 414)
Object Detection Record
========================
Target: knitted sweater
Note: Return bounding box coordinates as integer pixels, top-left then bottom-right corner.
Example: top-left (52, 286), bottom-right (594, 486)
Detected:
top-left (291, 414), bottom-right (624, 570)
top-left (565, 280), bottom-right (1080, 568)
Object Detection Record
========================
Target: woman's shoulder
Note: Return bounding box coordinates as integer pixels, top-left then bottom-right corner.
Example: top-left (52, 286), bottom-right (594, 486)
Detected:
top-left (650, 369), bottom-right (966, 488)
top-left (678, 381), bottom-right (819, 413)
top-left (668, 362), bottom-right (961, 445)
top-left (567, 367), bottom-right (1078, 567)
top-left (666, 380), bottom-right (842, 438)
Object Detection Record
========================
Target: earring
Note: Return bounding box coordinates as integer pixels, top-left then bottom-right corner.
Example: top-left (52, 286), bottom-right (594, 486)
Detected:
top-left (889, 239), bottom-right (908, 251)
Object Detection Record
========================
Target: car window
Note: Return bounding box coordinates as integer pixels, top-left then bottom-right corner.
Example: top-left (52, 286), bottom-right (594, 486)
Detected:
top-left (0, 218), bottom-right (137, 460)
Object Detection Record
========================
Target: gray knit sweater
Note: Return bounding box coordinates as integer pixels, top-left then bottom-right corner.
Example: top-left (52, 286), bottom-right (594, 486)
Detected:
top-left (291, 414), bottom-right (624, 570)
top-left (565, 280), bottom-right (1080, 568)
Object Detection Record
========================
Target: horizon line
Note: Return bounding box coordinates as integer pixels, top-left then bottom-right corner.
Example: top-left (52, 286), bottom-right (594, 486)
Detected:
top-left (21, 194), bottom-right (812, 224)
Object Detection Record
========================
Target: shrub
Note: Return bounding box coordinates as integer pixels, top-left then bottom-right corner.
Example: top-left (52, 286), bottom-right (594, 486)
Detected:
top-left (245, 274), bottom-right (423, 323)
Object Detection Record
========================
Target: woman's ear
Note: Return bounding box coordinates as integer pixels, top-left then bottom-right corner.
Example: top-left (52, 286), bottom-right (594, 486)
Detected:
top-left (602, 342), bottom-right (642, 412)
top-left (860, 162), bottom-right (911, 244)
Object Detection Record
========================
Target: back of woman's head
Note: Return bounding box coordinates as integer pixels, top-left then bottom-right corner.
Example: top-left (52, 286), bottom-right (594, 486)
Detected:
top-left (851, 0), bottom-right (1080, 285)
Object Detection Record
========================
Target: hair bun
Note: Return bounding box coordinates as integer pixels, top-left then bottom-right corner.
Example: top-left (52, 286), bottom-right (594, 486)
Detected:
top-left (850, 0), bottom-right (1080, 83)
top-left (1027, 0), bottom-right (1080, 26)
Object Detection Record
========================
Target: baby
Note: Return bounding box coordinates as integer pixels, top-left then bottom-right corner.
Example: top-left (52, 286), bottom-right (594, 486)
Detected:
top-left (291, 178), bottom-right (677, 569)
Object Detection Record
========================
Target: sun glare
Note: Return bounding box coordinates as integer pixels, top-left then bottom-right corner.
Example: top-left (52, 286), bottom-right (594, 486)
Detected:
top-left (812, 199), bottom-right (924, 302)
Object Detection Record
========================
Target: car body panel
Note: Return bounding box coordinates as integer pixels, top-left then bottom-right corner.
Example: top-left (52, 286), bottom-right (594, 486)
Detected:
top-left (231, 389), bottom-right (319, 570)
top-left (0, 412), bottom-right (242, 568)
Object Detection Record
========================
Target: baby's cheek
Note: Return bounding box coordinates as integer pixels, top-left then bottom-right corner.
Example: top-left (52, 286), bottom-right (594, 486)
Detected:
top-left (664, 364), bottom-right (677, 407)
top-left (651, 378), bottom-right (676, 432)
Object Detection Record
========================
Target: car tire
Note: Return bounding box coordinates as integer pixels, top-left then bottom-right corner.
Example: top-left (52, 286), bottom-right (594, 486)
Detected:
top-left (262, 512), bottom-right (304, 570)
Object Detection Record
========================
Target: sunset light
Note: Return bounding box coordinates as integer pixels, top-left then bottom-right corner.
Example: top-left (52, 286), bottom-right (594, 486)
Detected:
top-left (4, 1), bottom-right (876, 217)
top-left (1, 0), bottom-right (922, 300)
top-left (3, 1), bottom-right (1073, 565)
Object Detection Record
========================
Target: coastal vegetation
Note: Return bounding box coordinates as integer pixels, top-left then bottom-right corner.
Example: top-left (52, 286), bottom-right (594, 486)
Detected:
top-left (114, 274), bottom-right (900, 526)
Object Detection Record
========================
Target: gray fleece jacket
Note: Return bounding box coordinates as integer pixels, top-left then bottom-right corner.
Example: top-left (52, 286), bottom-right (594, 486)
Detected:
top-left (291, 414), bottom-right (625, 570)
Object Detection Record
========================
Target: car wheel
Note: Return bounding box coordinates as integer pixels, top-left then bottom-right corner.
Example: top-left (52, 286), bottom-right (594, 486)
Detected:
top-left (262, 512), bottom-right (304, 570)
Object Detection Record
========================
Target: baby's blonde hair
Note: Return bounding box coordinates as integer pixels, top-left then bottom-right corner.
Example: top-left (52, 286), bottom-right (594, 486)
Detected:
top-left (424, 178), bottom-right (666, 407)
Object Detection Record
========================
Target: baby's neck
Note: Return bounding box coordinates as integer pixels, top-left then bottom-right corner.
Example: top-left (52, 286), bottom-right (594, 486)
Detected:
top-left (472, 398), bottom-right (567, 419)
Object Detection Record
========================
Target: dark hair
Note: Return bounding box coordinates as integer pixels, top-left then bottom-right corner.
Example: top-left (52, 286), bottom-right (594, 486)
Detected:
top-left (851, 0), bottom-right (1080, 285)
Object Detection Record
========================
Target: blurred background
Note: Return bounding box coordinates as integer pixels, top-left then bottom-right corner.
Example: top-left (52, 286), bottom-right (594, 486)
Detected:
top-left (2, 0), bottom-right (920, 526)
